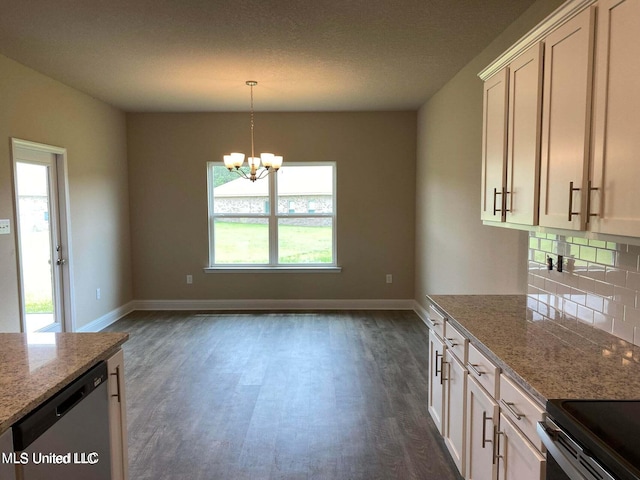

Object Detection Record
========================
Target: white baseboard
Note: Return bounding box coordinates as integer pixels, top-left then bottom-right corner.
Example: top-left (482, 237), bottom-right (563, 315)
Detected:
top-left (76, 301), bottom-right (136, 332)
top-left (80, 299), bottom-right (425, 331)
top-left (132, 298), bottom-right (416, 311)
top-left (413, 301), bottom-right (429, 326)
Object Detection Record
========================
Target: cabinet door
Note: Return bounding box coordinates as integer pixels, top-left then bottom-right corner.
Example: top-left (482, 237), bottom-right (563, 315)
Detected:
top-left (497, 413), bottom-right (545, 480)
top-left (505, 43), bottom-right (543, 225)
top-left (443, 351), bottom-right (467, 476)
top-left (428, 330), bottom-right (446, 434)
top-left (481, 68), bottom-right (509, 222)
top-left (465, 377), bottom-right (498, 480)
top-left (590, 0), bottom-right (640, 236)
top-left (539, 7), bottom-right (595, 230)
top-left (108, 349), bottom-right (129, 480)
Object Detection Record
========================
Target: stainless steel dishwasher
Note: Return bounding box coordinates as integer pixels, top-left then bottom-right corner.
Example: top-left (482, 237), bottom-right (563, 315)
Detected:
top-left (12, 362), bottom-right (112, 480)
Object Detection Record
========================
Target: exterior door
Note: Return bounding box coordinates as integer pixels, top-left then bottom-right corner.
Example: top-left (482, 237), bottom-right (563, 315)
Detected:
top-left (12, 139), bottom-right (72, 332)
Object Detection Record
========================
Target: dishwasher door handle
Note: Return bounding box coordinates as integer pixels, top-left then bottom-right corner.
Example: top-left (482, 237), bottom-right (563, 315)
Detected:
top-left (55, 388), bottom-right (86, 417)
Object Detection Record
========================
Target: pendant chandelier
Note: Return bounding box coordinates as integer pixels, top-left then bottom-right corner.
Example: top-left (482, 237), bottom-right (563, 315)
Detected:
top-left (223, 81), bottom-right (283, 182)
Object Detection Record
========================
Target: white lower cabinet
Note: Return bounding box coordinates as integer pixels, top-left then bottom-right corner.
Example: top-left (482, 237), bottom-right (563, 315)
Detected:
top-left (465, 377), bottom-right (498, 480)
top-left (428, 330), bottom-right (446, 434)
top-left (107, 349), bottom-right (129, 480)
top-left (496, 413), bottom-right (546, 480)
top-left (443, 351), bottom-right (467, 476)
top-left (427, 315), bottom-right (547, 480)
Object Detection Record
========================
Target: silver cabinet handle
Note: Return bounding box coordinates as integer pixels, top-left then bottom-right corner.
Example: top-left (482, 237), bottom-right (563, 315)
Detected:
top-left (440, 360), bottom-right (448, 385)
top-left (493, 428), bottom-right (504, 466)
top-left (482, 411), bottom-right (493, 448)
top-left (111, 367), bottom-right (122, 403)
top-left (493, 187), bottom-right (503, 216)
top-left (586, 180), bottom-right (599, 224)
top-left (435, 351), bottom-right (443, 380)
top-left (468, 363), bottom-right (483, 377)
top-left (445, 337), bottom-right (458, 348)
top-left (501, 399), bottom-right (524, 420)
top-left (568, 181), bottom-right (581, 221)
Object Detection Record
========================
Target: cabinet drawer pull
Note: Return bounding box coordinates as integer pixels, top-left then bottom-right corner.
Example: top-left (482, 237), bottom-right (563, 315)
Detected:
top-left (482, 411), bottom-right (493, 448)
top-left (501, 399), bottom-right (524, 420)
top-left (445, 337), bottom-right (458, 348)
top-left (568, 181), bottom-right (581, 221)
top-left (468, 363), bottom-right (483, 377)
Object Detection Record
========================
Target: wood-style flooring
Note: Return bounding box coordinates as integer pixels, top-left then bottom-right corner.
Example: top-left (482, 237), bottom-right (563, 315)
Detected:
top-left (105, 310), bottom-right (462, 480)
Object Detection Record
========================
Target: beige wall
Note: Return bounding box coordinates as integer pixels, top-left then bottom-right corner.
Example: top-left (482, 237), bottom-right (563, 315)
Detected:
top-left (127, 111), bottom-right (416, 301)
top-left (415, 0), bottom-right (563, 306)
top-left (0, 54), bottom-right (132, 331)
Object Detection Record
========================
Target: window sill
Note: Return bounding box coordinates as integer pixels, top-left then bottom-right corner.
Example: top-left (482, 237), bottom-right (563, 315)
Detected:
top-left (203, 266), bottom-right (342, 274)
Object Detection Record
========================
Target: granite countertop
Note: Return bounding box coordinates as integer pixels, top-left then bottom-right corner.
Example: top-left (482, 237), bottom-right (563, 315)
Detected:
top-left (0, 331), bottom-right (128, 434)
top-left (427, 295), bottom-right (640, 405)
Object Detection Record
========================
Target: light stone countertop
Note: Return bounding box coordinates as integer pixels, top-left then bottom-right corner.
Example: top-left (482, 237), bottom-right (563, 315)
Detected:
top-left (427, 295), bottom-right (640, 405)
top-left (0, 331), bottom-right (128, 434)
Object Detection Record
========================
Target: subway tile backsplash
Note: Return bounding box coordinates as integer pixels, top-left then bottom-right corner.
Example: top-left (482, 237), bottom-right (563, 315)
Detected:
top-left (528, 232), bottom-right (640, 345)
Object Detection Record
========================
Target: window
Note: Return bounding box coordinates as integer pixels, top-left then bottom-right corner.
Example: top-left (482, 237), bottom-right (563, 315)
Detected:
top-left (207, 162), bottom-right (336, 268)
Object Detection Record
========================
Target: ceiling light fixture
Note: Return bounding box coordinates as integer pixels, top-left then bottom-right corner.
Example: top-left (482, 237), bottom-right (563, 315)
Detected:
top-left (223, 81), bottom-right (283, 182)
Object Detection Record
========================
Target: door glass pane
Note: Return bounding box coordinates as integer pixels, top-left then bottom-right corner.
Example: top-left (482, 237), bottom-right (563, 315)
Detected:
top-left (277, 165), bottom-right (334, 214)
top-left (16, 162), bottom-right (56, 332)
top-left (278, 217), bottom-right (333, 264)
top-left (214, 218), bottom-right (269, 264)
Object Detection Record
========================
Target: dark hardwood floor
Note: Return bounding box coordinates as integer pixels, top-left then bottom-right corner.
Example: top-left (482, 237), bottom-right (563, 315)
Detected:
top-left (105, 310), bottom-right (462, 480)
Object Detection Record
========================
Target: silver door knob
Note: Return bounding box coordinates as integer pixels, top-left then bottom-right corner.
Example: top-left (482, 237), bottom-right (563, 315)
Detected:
top-left (56, 258), bottom-right (66, 265)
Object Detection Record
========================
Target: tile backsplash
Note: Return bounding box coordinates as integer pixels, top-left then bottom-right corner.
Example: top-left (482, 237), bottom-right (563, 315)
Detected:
top-left (528, 231), bottom-right (640, 345)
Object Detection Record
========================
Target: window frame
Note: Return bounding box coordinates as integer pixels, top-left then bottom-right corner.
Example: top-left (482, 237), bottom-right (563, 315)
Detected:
top-left (205, 161), bottom-right (339, 272)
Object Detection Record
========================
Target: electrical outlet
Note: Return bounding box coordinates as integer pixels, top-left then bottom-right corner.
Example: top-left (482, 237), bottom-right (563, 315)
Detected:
top-left (386, 274), bottom-right (393, 284)
top-left (186, 275), bottom-right (193, 284)
top-left (0, 219), bottom-right (10, 235)
top-left (96, 288), bottom-right (101, 300)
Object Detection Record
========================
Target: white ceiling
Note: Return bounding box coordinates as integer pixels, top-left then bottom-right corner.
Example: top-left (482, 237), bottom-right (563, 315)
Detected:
top-left (0, 0), bottom-right (537, 112)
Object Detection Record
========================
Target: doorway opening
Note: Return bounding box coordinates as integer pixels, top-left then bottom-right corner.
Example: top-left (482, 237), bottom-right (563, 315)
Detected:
top-left (12, 139), bottom-right (74, 333)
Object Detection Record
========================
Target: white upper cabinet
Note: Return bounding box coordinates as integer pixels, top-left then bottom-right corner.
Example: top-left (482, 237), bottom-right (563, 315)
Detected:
top-left (479, 0), bottom-right (640, 240)
top-left (481, 69), bottom-right (509, 222)
top-left (539, 7), bottom-right (596, 230)
top-left (506, 43), bottom-right (544, 225)
top-left (589, 0), bottom-right (640, 236)
top-left (481, 42), bottom-right (544, 226)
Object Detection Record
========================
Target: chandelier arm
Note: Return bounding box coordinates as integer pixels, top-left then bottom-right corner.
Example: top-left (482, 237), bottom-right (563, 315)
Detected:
top-left (235, 168), bottom-right (250, 180)
top-left (255, 168), bottom-right (272, 180)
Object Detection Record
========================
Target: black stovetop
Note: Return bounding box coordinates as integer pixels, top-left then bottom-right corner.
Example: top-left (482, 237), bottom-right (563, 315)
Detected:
top-left (547, 399), bottom-right (640, 480)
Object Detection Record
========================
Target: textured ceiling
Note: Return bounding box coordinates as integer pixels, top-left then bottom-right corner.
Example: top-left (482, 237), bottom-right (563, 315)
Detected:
top-left (0, 0), bottom-right (537, 112)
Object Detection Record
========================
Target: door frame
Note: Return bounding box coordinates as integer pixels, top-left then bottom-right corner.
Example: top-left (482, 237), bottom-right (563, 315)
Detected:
top-left (10, 138), bottom-right (76, 332)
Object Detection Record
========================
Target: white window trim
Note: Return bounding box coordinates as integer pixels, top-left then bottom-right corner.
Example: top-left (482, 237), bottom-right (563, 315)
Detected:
top-left (206, 161), bottom-right (338, 270)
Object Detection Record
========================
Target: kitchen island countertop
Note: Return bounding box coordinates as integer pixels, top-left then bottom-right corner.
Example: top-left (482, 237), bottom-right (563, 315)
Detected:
top-left (0, 331), bottom-right (128, 434)
top-left (427, 295), bottom-right (640, 405)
